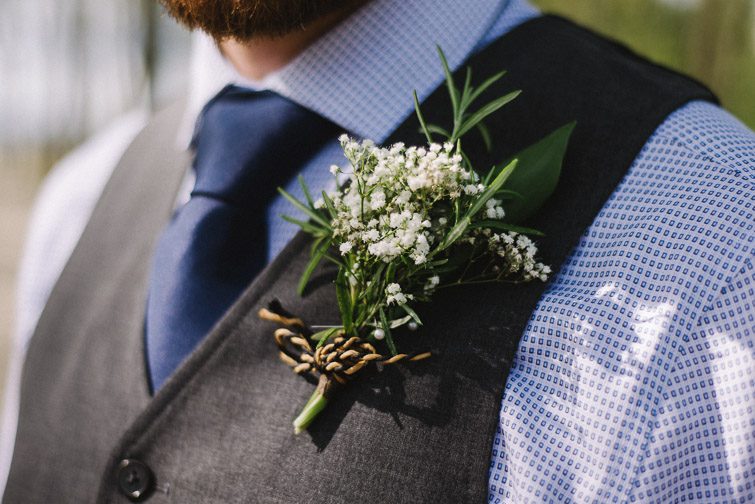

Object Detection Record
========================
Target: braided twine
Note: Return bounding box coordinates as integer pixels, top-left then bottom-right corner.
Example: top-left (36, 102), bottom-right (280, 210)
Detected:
top-left (258, 303), bottom-right (431, 385)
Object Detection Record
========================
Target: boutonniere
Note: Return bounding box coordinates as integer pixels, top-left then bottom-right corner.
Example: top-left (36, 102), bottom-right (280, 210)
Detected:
top-left (260, 48), bottom-right (574, 434)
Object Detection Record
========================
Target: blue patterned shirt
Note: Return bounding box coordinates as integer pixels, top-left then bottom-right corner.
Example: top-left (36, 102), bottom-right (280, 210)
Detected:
top-left (7, 0), bottom-right (755, 501)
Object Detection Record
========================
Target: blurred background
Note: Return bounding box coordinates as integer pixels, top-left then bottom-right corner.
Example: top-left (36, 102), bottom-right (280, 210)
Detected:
top-left (0, 0), bottom-right (753, 407)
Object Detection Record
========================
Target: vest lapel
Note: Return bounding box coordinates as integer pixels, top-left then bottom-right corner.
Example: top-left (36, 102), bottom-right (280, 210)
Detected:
top-left (4, 101), bottom-right (191, 503)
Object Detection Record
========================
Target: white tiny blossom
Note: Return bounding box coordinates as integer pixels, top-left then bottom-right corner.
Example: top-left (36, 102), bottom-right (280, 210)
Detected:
top-left (464, 184), bottom-right (481, 195)
top-left (370, 191), bottom-right (386, 210)
top-left (306, 134), bottom-right (551, 328)
top-left (423, 274), bottom-right (441, 294)
top-left (388, 293), bottom-right (407, 305)
top-left (363, 229), bottom-right (380, 242)
top-left (385, 283), bottom-right (413, 305)
top-left (396, 190), bottom-right (412, 205)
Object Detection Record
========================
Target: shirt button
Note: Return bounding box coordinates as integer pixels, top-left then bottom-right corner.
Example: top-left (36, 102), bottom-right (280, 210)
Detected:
top-left (116, 459), bottom-right (154, 501)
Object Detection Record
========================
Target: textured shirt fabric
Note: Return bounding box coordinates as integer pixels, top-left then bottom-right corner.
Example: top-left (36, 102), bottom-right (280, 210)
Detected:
top-left (489, 101), bottom-right (755, 503)
top-left (4, 0), bottom-right (755, 501)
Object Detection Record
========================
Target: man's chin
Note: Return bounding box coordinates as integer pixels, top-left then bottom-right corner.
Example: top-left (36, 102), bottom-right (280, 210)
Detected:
top-left (158, 0), bottom-right (356, 41)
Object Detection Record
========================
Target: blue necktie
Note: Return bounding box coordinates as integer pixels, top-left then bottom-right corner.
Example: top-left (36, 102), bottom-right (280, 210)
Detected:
top-left (146, 86), bottom-right (339, 391)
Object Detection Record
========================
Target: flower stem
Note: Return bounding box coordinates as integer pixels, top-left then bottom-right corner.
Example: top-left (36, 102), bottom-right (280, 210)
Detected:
top-left (293, 375), bottom-right (335, 434)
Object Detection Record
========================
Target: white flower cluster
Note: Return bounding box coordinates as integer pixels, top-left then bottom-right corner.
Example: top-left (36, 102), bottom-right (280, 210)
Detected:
top-left (424, 275), bottom-right (440, 294)
top-left (484, 230), bottom-right (552, 282)
top-left (385, 283), bottom-right (413, 305)
top-left (330, 135), bottom-right (476, 266)
top-left (317, 135), bottom-right (549, 318)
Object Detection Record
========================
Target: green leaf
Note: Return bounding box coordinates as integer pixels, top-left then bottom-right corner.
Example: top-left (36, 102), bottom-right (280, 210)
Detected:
top-left (460, 150), bottom-right (474, 171)
top-left (321, 190), bottom-right (338, 220)
top-left (335, 269), bottom-right (353, 335)
top-left (426, 124), bottom-right (451, 139)
top-left (437, 46), bottom-right (460, 118)
top-left (457, 90), bottom-right (521, 139)
top-left (389, 315), bottom-right (413, 329)
top-left (495, 189), bottom-right (524, 201)
top-left (297, 238), bottom-right (331, 295)
top-left (278, 188), bottom-right (331, 229)
top-left (463, 70), bottom-right (507, 110)
top-left (281, 215), bottom-right (327, 236)
top-left (476, 123), bottom-right (492, 152)
top-left (469, 220), bottom-right (545, 237)
top-left (400, 304), bottom-right (423, 326)
top-left (312, 327), bottom-right (340, 343)
top-left (428, 258), bottom-right (449, 267)
top-left (437, 215), bottom-right (470, 253)
top-left (385, 261), bottom-right (397, 285)
top-left (461, 67), bottom-right (473, 106)
top-left (310, 234), bottom-right (325, 254)
top-left (467, 159), bottom-right (518, 218)
top-left (321, 253), bottom-right (344, 268)
top-left (379, 307), bottom-right (398, 356)
top-left (413, 90), bottom-right (433, 144)
top-left (433, 159), bottom-right (518, 254)
top-left (498, 121), bottom-right (576, 223)
top-left (431, 159), bottom-right (519, 253)
top-left (297, 175), bottom-right (315, 208)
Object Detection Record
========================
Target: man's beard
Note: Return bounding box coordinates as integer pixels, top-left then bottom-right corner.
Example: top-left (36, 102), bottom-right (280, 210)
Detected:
top-left (158, 0), bottom-right (355, 41)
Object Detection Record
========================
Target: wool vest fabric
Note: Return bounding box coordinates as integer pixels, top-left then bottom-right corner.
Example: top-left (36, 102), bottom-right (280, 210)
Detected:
top-left (4, 16), bottom-right (716, 504)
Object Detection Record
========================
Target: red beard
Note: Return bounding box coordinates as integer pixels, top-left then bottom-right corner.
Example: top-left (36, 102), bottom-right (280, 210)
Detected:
top-left (159, 0), bottom-right (357, 40)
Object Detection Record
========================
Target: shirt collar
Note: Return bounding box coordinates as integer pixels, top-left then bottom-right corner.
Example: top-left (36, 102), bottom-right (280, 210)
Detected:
top-left (182, 0), bottom-right (514, 145)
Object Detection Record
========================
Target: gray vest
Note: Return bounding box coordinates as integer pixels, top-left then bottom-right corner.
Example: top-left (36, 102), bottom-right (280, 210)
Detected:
top-left (4, 16), bottom-right (715, 503)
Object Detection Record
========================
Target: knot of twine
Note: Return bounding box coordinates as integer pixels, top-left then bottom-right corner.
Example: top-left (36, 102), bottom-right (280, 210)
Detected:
top-left (258, 301), bottom-right (431, 385)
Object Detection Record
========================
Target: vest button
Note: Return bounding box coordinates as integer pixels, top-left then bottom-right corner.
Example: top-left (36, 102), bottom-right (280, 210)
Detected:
top-left (116, 459), bottom-right (154, 501)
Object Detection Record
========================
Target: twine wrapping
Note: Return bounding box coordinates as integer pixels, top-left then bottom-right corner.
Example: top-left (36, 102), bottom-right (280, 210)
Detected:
top-left (258, 301), bottom-right (431, 386)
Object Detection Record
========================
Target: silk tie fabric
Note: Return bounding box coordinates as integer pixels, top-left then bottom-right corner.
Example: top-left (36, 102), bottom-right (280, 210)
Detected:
top-left (145, 85), bottom-right (339, 391)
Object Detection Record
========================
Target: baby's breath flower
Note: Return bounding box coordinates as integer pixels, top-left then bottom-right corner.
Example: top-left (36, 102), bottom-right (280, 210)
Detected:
top-left (464, 184), bottom-right (481, 195)
top-left (288, 134), bottom-right (548, 347)
top-left (272, 49), bottom-right (559, 434)
top-left (424, 275), bottom-right (441, 294)
top-left (386, 283), bottom-right (412, 305)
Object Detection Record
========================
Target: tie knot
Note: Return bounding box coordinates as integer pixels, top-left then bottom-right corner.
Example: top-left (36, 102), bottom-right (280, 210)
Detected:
top-left (190, 85), bottom-right (340, 208)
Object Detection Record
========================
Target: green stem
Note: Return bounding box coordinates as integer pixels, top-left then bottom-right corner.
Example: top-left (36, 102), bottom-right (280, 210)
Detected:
top-left (292, 375), bottom-right (335, 435)
top-left (293, 393), bottom-right (328, 435)
top-left (435, 277), bottom-right (524, 292)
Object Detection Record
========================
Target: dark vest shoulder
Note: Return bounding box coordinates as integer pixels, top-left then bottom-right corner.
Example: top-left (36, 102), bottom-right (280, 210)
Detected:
top-left (4, 15), bottom-right (715, 504)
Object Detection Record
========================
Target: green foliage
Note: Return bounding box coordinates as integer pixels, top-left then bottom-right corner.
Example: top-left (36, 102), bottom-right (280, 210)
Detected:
top-left (495, 122), bottom-right (575, 224)
top-left (279, 47), bottom-right (571, 353)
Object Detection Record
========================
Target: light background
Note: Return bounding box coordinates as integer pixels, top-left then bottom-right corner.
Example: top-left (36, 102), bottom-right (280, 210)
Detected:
top-left (0, 0), bottom-right (753, 412)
